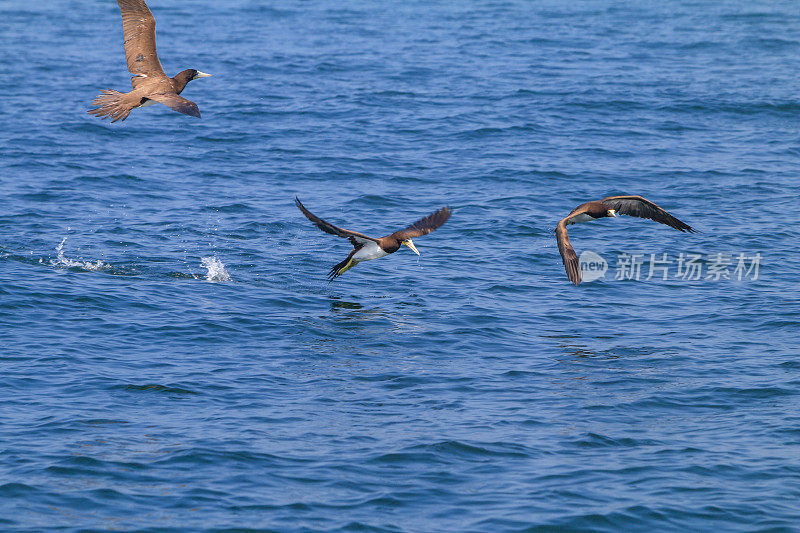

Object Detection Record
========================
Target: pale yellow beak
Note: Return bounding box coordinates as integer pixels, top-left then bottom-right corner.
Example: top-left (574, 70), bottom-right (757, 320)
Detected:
top-left (194, 71), bottom-right (213, 79)
top-left (402, 239), bottom-right (420, 256)
top-left (608, 209), bottom-right (617, 217)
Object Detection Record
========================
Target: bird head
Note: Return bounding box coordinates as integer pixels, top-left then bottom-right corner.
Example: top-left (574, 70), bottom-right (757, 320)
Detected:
top-left (173, 69), bottom-right (213, 88)
top-left (401, 239), bottom-right (420, 256)
top-left (190, 69), bottom-right (213, 80)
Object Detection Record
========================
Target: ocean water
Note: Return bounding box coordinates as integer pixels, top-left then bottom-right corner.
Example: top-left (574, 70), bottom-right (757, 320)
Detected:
top-left (1, 0), bottom-right (799, 530)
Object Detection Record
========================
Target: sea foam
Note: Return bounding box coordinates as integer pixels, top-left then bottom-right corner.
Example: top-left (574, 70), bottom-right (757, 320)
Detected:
top-left (201, 256), bottom-right (232, 282)
top-left (48, 237), bottom-right (106, 272)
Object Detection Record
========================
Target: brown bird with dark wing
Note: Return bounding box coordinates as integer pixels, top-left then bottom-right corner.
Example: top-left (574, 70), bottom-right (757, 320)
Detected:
top-left (88, 0), bottom-right (211, 123)
top-left (556, 195), bottom-right (696, 285)
top-left (295, 198), bottom-right (451, 281)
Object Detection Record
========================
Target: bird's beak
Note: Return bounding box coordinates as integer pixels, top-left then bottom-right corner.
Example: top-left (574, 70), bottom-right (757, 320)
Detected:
top-left (402, 239), bottom-right (420, 256)
top-left (608, 209), bottom-right (617, 217)
top-left (194, 71), bottom-right (213, 79)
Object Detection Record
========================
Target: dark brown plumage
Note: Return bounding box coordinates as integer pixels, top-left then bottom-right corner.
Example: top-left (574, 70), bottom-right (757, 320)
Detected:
top-left (88, 0), bottom-right (211, 123)
top-left (556, 195), bottom-right (696, 285)
top-left (295, 198), bottom-right (451, 281)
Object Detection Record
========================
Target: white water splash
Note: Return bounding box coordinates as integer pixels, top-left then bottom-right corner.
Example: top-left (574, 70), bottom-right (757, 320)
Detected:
top-left (201, 256), bottom-right (231, 282)
top-left (49, 237), bottom-right (106, 271)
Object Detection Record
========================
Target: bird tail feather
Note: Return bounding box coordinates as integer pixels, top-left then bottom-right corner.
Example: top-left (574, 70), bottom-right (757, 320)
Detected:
top-left (87, 89), bottom-right (135, 123)
top-left (328, 258), bottom-right (356, 281)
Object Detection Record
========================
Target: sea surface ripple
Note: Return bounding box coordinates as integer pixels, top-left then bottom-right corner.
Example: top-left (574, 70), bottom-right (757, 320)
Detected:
top-left (1, 0), bottom-right (799, 531)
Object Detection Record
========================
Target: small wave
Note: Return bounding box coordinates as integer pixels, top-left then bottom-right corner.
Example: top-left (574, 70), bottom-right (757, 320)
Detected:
top-left (201, 256), bottom-right (232, 282)
top-left (116, 383), bottom-right (199, 395)
top-left (48, 237), bottom-right (106, 272)
top-left (202, 203), bottom-right (254, 213)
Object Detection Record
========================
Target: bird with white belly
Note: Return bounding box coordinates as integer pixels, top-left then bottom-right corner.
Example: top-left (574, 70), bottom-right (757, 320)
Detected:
top-left (295, 198), bottom-right (451, 281)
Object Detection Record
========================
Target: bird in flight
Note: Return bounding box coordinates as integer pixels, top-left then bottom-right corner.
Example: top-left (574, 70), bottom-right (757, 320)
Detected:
top-left (555, 195), bottom-right (696, 285)
top-left (88, 0), bottom-right (211, 123)
top-left (295, 198), bottom-right (451, 281)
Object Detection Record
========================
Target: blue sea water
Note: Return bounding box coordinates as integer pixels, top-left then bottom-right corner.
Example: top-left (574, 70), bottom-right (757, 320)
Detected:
top-left (1, 0), bottom-right (799, 530)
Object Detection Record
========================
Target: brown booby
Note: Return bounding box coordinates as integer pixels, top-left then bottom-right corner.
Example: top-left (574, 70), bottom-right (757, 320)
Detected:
top-left (556, 195), bottom-right (696, 285)
top-left (88, 0), bottom-right (211, 123)
top-left (295, 198), bottom-right (451, 281)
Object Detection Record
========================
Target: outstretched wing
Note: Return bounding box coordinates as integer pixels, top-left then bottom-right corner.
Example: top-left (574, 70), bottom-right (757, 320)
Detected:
top-left (295, 198), bottom-right (380, 247)
top-left (601, 195), bottom-right (695, 233)
top-left (146, 92), bottom-right (201, 117)
top-left (392, 206), bottom-right (451, 240)
top-left (117, 0), bottom-right (166, 84)
top-left (563, 203), bottom-right (592, 223)
top-left (555, 219), bottom-right (581, 285)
